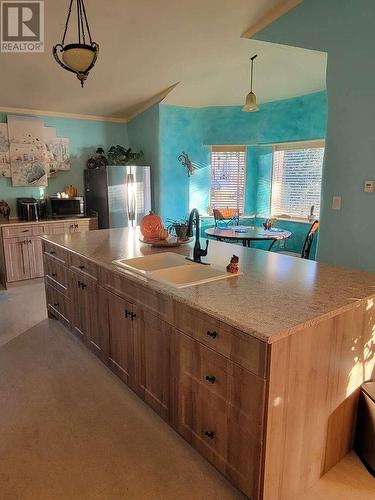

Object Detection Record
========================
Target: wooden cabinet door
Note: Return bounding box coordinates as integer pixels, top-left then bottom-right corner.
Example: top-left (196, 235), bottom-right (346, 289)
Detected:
top-left (135, 307), bottom-right (172, 421)
top-left (69, 270), bottom-right (98, 344)
top-left (3, 237), bottom-right (30, 282)
top-left (101, 289), bottom-right (135, 385)
top-left (28, 237), bottom-right (44, 278)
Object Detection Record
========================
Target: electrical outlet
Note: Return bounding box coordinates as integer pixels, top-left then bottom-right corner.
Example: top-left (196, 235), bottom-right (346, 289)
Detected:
top-left (332, 196), bottom-right (341, 210)
top-left (364, 180), bottom-right (374, 193)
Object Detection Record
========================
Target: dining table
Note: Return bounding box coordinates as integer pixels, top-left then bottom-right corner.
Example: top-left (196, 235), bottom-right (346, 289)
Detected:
top-left (205, 225), bottom-right (292, 249)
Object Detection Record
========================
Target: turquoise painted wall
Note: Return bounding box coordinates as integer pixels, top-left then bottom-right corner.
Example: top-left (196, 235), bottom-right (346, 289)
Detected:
top-left (159, 105), bottom-right (209, 221)
top-left (158, 92), bottom-right (327, 223)
top-left (127, 104), bottom-right (160, 212)
top-left (254, 0), bottom-right (375, 271)
top-left (0, 112), bottom-right (128, 215)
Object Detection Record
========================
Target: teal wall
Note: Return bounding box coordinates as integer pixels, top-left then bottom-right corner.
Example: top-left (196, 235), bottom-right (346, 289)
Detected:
top-left (127, 104), bottom-right (160, 212)
top-left (254, 0), bottom-right (375, 271)
top-left (0, 112), bottom-right (128, 215)
top-left (158, 91), bottom-right (327, 220)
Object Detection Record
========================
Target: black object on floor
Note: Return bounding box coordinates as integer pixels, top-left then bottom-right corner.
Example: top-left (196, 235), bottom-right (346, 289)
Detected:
top-left (354, 381), bottom-right (375, 477)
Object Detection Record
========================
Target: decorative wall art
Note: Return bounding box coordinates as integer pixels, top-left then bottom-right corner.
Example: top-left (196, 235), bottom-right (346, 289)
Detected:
top-left (8, 115), bottom-right (48, 187)
top-left (0, 124), bottom-right (10, 177)
top-left (178, 151), bottom-right (196, 177)
top-left (1, 115), bottom-right (71, 187)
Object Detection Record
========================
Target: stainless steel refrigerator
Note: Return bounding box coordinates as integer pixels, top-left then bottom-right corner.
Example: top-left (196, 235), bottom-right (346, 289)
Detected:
top-left (84, 166), bottom-right (151, 229)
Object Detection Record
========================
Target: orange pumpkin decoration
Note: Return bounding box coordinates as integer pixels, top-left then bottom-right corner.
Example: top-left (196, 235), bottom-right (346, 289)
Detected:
top-left (158, 227), bottom-right (169, 240)
top-left (140, 211), bottom-right (164, 240)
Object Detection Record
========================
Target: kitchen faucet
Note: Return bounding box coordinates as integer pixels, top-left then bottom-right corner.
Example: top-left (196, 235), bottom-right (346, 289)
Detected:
top-left (187, 208), bottom-right (209, 264)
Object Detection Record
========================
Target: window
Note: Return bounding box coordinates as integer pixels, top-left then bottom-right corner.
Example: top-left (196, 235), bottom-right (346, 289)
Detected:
top-left (271, 140), bottom-right (325, 219)
top-left (210, 146), bottom-right (246, 214)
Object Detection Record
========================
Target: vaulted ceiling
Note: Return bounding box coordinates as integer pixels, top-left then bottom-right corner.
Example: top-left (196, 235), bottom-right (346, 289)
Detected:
top-left (0, 0), bottom-right (326, 121)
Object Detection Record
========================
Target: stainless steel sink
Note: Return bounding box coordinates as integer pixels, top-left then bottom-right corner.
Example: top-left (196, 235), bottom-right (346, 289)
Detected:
top-left (112, 252), bottom-right (241, 288)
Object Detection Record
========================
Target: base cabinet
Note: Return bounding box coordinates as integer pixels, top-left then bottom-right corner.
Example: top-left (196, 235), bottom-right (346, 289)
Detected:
top-left (135, 307), bottom-right (172, 422)
top-left (43, 242), bottom-right (266, 499)
top-left (69, 270), bottom-right (99, 347)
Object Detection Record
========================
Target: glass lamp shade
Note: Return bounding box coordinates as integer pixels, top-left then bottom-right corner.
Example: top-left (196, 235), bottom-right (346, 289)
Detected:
top-left (61, 44), bottom-right (96, 73)
top-left (242, 91), bottom-right (259, 112)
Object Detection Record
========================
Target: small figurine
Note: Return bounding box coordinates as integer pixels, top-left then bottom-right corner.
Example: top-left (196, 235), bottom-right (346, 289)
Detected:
top-left (0, 200), bottom-right (10, 220)
top-left (226, 254), bottom-right (239, 274)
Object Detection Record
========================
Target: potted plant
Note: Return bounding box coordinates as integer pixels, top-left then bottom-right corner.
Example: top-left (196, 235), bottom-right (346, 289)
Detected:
top-left (167, 218), bottom-right (190, 240)
top-left (107, 145), bottom-right (144, 166)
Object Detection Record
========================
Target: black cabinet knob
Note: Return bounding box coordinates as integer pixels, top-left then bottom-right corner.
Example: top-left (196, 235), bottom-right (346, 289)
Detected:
top-left (206, 330), bottom-right (217, 339)
top-left (205, 375), bottom-right (216, 384)
top-left (78, 265), bottom-right (85, 270)
top-left (50, 250), bottom-right (56, 255)
top-left (77, 280), bottom-right (81, 288)
top-left (53, 303), bottom-right (59, 308)
top-left (130, 312), bottom-right (136, 321)
top-left (75, 224), bottom-right (78, 228)
top-left (28, 239), bottom-right (32, 244)
top-left (51, 273), bottom-right (57, 278)
top-left (81, 283), bottom-right (87, 290)
top-left (204, 431), bottom-right (215, 440)
top-left (125, 309), bottom-right (130, 318)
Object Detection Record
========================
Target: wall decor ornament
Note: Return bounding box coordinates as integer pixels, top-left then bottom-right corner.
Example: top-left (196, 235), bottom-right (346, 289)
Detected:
top-left (0, 124), bottom-right (10, 177)
top-left (178, 152), bottom-right (196, 177)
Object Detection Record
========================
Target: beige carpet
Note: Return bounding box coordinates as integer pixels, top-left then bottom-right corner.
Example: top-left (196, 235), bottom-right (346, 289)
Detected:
top-left (0, 319), bottom-right (243, 500)
top-left (0, 281), bottom-right (46, 347)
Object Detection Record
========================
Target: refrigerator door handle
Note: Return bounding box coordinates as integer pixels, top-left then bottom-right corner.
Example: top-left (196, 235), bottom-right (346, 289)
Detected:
top-left (126, 173), bottom-right (136, 224)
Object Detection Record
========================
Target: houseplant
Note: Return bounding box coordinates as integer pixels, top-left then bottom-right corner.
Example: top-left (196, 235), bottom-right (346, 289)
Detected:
top-left (107, 145), bottom-right (144, 166)
top-left (167, 218), bottom-right (190, 240)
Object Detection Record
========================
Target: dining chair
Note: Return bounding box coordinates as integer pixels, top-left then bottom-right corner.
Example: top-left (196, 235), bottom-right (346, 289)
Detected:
top-left (213, 208), bottom-right (240, 228)
top-left (276, 220), bottom-right (319, 259)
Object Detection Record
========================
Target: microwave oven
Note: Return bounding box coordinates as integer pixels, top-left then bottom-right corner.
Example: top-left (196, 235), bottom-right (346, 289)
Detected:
top-left (47, 197), bottom-right (85, 218)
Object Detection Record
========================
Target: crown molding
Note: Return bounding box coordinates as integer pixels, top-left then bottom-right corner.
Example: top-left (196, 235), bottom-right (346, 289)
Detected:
top-left (126, 83), bottom-right (180, 122)
top-left (241, 0), bottom-right (303, 39)
top-left (0, 106), bottom-right (128, 123)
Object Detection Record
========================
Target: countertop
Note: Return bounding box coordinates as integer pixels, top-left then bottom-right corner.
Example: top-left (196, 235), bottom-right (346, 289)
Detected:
top-left (0, 217), bottom-right (95, 227)
top-left (41, 227), bottom-right (375, 344)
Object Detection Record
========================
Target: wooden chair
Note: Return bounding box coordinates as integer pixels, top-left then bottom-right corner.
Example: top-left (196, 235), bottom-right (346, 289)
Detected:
top-left (213, 208), bottom-right (240, 227)
top-left (277, 220), bottom-right (319, 259)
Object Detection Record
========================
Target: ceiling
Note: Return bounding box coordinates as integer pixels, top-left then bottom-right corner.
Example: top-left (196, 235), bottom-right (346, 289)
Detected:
top-left (0, 0), bottom-right (327, 121)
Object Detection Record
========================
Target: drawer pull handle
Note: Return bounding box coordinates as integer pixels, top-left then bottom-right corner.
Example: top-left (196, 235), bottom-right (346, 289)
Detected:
top-left (78, 265), bottom-right (85, 270)
top-left (53, 302), bottom-right (59, 308)
top-left (130, 312), bottom-right (136, 321)
top-left (81, 283), bottom-right (87, 290)
top-left (75, 224), bottom-right (78, 228)
top-left (50, 250), bottom-right (56, 255)
top-left (125, 309), bottom-right (131, 318)
top-left (205, 375), bottom-right (216, 384)
top-left (206, 330), bottom-right (217, 339)
top-left (21, 229), bottom-right (28, 233)
top-left (51, 273), bottom-right (57, 278)
top-left (204, 431), bottom-right (215, 440)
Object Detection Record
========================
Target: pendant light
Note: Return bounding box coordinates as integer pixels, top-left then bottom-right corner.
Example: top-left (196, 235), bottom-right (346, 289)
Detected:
top-left (53, 0), bottom-right (99, 87)
top-left (242, 54), bottom-right (259, 112)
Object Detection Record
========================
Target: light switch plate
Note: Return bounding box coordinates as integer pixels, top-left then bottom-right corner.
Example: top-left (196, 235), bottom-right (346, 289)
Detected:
top-left (332, 196), bottom-right (341, 210)
top-left (364, 180), bottom-right (374, 193)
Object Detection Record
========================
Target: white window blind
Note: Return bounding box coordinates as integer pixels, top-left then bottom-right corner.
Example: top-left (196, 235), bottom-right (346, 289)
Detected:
top-left (210, 145), bottom-right (246, 214)
top-left (271, 141), bottom-right (325, 219)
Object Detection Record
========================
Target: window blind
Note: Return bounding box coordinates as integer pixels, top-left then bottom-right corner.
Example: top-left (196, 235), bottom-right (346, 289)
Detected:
top-left (271, 142), bottom-right (324, 219)
top-left (210, 146), bottom-right (246, 214)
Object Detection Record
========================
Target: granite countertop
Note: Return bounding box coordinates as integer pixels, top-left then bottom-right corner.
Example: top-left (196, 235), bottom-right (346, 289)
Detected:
top-left (41, 227), bottom-right (375, 344)
top-left (0, 217), bottom-right (95, 227)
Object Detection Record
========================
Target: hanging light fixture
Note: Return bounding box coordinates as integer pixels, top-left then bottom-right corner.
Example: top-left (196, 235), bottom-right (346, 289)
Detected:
top-left (53, 0), bottom-right (99, 87)
top-left (242, 54), bottom-right (259, 112)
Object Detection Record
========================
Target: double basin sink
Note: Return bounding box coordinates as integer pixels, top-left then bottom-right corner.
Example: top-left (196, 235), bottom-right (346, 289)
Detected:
top-left (113, 252), bottom-right (241, 288)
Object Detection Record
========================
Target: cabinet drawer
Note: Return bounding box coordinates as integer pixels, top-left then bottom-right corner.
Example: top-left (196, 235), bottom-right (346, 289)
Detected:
top-left (175, 302), bottom-right (268, 378)
top-left (178, 379), bottom-right (262, 499)
top-left (45, 283), bottom-right (71, 328)
top-left (178, 332), bottom-right (266, 433)
top-left (2, 225), bottom-right (33, 238)
top-left (70, 253), bottom-right (98, 279)
top-left (43, 241), bottom-right (68, 265)
top-left (44, 256), bottom-right (69, 295)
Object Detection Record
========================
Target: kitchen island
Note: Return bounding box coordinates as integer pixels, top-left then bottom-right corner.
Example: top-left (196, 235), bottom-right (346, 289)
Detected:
top-left (41, 227), bottom-right (375, 500)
